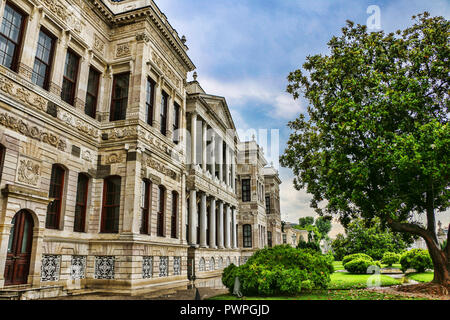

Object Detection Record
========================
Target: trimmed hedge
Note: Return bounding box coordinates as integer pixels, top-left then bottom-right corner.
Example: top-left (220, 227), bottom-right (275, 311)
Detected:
top-left (222, 245), bottom-right (333, 296)
top-left (342, 253), bottom-right (373, 266)
top-left (400, 249), bottom-right (433, 273)
top-left (344, 258), bottom-right (382, 274)
top-left (381, 252), bottom-right (400, 267)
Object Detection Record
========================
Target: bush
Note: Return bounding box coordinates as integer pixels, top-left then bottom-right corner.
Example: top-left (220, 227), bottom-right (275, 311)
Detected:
top-left (222, 245), bottom-right (333, 296)
top-left (381, 252), bottom-right (400, 267)
top-left (222, 264), bottom-right (238, 293)
top-left (342, 253), bottom-right (373, 266)
top-left (399, 249), bottom-right (433, 273)
top-left (344, 258), bottom-right (382, 274)
top-left (297, 239), bottom-right (321, 252)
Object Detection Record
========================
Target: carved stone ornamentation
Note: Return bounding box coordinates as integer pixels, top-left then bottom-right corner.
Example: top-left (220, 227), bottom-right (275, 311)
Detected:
top-left (104, 153), bottom-right (123, 165)
top-left (136, 32), bottom-right (150, 43)
top-left (116, 43), bottom-right (131, 58)
top-left (41, 0), bottom-right (83, 34)
top-left (93, 35), bottom-right (105, 54)
top-left (0, 75), bottom-right (47, 111)
top-left (16, 157), bottom-right (41, 186)
top-left (142, 155), bottom-right (177, 181)
top-left (0, 112), bottom-right (67, 151)
top-left (151, 51), bottom-right (181, 89)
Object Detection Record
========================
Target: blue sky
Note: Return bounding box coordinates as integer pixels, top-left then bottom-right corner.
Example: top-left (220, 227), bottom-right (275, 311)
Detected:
top-left (156, 0), bottom-right (450, 236)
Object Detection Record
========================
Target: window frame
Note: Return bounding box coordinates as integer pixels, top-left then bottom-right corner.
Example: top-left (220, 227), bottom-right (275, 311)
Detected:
top-left (157, 185), bottom-right (165, 237)
top-left (74, 173), bottom-right (89, 233)
top-left (160, 91), bottom-right (168, 136)
top-left (31, 27), bottom-right (56, 90)
top-left (46, 164), bottom-right (65, 229)
top-left (146, 77), bottom-right (155, 125)
top-left (243, 224), bottom-right (252, 248)
top-left (171, 191), bottom-right (178, 239)
top-left (100, 176), bottom-right (121, 234)
top-left (109, 72), bottom-right (130, 122)
top-left (241, 179), bottom-right (251, 202)
top-left (61, 48), bottom-right (80, 105)
top-left (84, 66), bottom-right (101, 119)
top-left (140, 179), bottom-right (152, 235)
top-left (173, 102), bottom-right (180, 144)
top-left (0, 2), bottom-right (27, 72)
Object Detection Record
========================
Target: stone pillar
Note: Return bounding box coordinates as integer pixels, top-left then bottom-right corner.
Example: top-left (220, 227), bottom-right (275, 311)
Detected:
top-left (217, 201), bottom-right (224, 249)
top-left (49, 31), bottom-right (70, 96)
top-left (199, 192), bottom-right (208, 248)
top-left (122, 148), bottom-right (142, 234)
top-left (218, 137), bottom-right (223, 182)
top-left (166, 94), bottom-right (174, 141)
top-left (232, 208), bottom-right (238, 249)
top-left (17, 6), bottom-right (41, 81)
top-left (210, 132), bottom-right (216, 177)
top-left (209, 197), bottom-right (217, 249)
top-left (202, 120), bottom-right (207, 172)
top-left (73, 51), bottom-right (91, 113)
top-left (231, 151), bottom-right (236, 191)
top-left (190, 112), bottom-right (197, 166)
top-left (225, 204), bottom-right (231, 249)
top-left (225, 144), bottom-right (230, 186)
top-left (189, 190), bottom-right (197, 246)
top-left (153, 80), bottom-right (162, 129)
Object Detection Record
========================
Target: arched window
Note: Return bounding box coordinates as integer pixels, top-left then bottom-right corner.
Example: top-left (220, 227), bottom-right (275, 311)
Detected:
top-left (101, 176), bottom-right (121, 233)
top-left (210, 257), bottom-right (215, 271)
top-left (171, 191), bottom-right (178, 239)
top-left (74, 173), bottom-right (89, 232)
top-left (157, 185), bottom-right (165, 237)
top-left (46, 164), bottom-right (65, 229)
top-left (140, 180), bottom-right (152, 235)
top-left (243, 224), bottom-right (252, 248)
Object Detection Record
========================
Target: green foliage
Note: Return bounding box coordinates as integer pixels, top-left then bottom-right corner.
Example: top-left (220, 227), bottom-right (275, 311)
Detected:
top-left (222, 245), bottom-right (333, 296)
top-left (342, 253), bottom-right (373, 266)
top-left (280, 12), bottom-right (450, 281)
top-left (400, 249), bottom-right (434, 273)
top-left (331, 218), bottom-right (412, 260)
top-left (222, 264), bottom-right (238, 293)
top-left (297, 238), bottom-right (321, 252)
top-left (344, 258), bottom-right (381, 274)
top-left (298, 217), bottom-right (315, 228)
top-left (381, 252), bottom-right (400, 267)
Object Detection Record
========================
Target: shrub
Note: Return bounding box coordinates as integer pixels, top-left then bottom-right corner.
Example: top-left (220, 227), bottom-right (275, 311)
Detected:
top-left (222, 245), bottom-right (333, 296)
top-left (344, 258), bottom-right (382, 274)
top-left (342, 253), bottom-right (373, 266)
top-left (297, 239), bottom-right (321, 252)
top-left (381, 252), bottom-right (400, 267)
top-left (399, 249), bottom-right (433, 273)
top-left (222, 264), bottom-right (238, 293)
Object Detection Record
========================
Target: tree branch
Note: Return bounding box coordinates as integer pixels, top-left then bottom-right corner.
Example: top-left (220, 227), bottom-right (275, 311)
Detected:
top-left (387, 218), bottom-right (429, 238)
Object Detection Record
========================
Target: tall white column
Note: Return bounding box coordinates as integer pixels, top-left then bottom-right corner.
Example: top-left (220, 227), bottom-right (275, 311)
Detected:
top-left (231, 151), bottom-right (236, 191)
top-left (232, 208), bottom-right (238, 249)
top-left (225, 205), bottom-right (231, 249)
top-left (210, 132), bottom-right (216, 176)
top-left (209, 197), bottom-right (217, 249)
top-left (200, 192), bottom-right (208, 248)
top-left (189, 190), bottom-right (197, 246)
top-left (218, 137), bottom-right (223, 182)
top-left (218, 201), bottom-right (224, 249)
top-left (225, 144), bottom-right (230, 186)
top-left (190, 113), bottom-right (197, 166)
top-left (202, 120), bottom-right (207, 172)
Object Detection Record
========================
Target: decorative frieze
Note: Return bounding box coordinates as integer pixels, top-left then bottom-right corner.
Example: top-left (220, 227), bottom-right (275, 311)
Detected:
top-left (70, 255), bottom-right (86, 280)
top-left (142, 154), bottom-right (177, 181)
top-left (41, 255), bottom-right (61, 282)
top-left (40, 0), bottom-right (83, 34)
top-left (0, 75), bottom-right (47, 112)
top-left (0, 112), bottom-right (67, 151)
top-left (116, 43), bottom-right (131, 58)
top-left (104, 153), bottom-right (123, 165)
top-left (16, 156), bottom-right (41, 187)
top-left (151, 51), bottom-right (181, 89)
top-left (142, 256), bottom-right (153, 279)
top-left (136, 32), bottom-right (150, 43)
top-left (58, 109), bottom-right (100, 138)
top-left (93, 35), bottom-right (105, 54)
top-left (173, 257), bottom-right (181, 276)
top-left (94, 256), bottom-right (115, 280)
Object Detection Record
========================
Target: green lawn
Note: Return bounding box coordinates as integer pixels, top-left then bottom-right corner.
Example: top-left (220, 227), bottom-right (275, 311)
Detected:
top-left (406, 272), bottom-right (434, 283)
top-left (328, 272), bottom-right (401, 289)
top-left (333, 261), bottom-right (345, 271)
top-left (209, 289), bottom-right (430, 301)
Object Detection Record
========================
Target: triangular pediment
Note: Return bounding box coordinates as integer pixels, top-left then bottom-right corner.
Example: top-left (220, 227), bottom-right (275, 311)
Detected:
top-left (202, 95), bottom-right (236, 131)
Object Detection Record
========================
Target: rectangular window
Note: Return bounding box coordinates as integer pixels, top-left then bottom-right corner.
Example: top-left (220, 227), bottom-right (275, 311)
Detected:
top-left (31, 29), bottom-right (55, 90)
top-left (110, 73), bottom-right (129, 121)
top-left (267, 231), bottom-right (272, 248)
top-left (46, 165), bottom-right (65, 229)
top-left (101, 176), bottom-right (121, 233)
top-left (61, 49), bottom-right (80, 105)
top-left (243, 225), bottom-right (252, 248)
top-left (171, 191), bottom-right (178, 239)
top-left (85, 67), bottom-right (100, 119)
top-left (283, 234), bottom-right (287, 244)
top-left (160, 91), bottom-right (168, 135)
top-left (173, 102), bottom-right (180, 144)
top-left (74, 173), bottom-right (89, 232)
top-left (140, 180), bottom-right (151, 235)
top-left (242, 179), bottom-right (251, 202)
top-left (0, 3), bottom-right (26, 71)
top-left (157, 186), bottom-right (165, 237)
top-left (146, 78), bottom-right (155, 125)
top-left (265, 196), bottom-right (271, 214)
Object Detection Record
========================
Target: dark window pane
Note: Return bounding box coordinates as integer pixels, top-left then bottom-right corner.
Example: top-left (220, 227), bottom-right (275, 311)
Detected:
top-left (61, 50), bottom-right (79, 105)
top-left (0, 4), bottom-right (25, 70)
top-left (101, 176), bottom-right (121, 233)
top-left (146, 78), bottom-right (155, 125)
top-left (32, 30), bottom-right (54, 89)
top-left (74, 174), bottom-right (89, 232)
top-left (85, 68), bottom-right (100, 118)
top-left (110, 73), bottom-right (129, 121)
top-left (46, 165), bottom-right (65, 229)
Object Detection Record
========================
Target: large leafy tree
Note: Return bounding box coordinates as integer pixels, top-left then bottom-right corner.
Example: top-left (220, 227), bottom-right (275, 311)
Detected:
top-left (281, 13), bottom-right (449, 286)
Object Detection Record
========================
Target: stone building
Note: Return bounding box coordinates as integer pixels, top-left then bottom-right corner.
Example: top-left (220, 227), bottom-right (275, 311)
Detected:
top-left (0, 0), bottom-right (283, 298)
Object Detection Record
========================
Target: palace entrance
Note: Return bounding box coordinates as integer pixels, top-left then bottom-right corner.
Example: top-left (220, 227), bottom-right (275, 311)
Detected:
top-left (4, 210), bottom-right (34, 286)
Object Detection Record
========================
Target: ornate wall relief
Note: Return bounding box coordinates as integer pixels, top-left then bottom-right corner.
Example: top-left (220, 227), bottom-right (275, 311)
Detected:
top-left (93, 35), bottom-right (105, 55)
top-left (104, 153), bottom-right (123, 165)
top-left (16, 156), bottom-right (41, 187)
top-left (94, 256), bottom-right (115, 280)
top-left (173, 257), bottom-right (181, 276)
top-left (142, 256), bottom-right (153, 279)
top-left (116, 43), bottom-right (131, 58)
top-left (0, 74), bottom-right (47, 111)
top-left (159, 256), bottom-right (168, 277)
top-left (70, 255), bottom-right (86, 280)
top-left (142, 154), bottom-right (177, 181)
top-left (151, 51), bottom-right (181, 89)
top-left (41, 255), bottom-right (61, 282)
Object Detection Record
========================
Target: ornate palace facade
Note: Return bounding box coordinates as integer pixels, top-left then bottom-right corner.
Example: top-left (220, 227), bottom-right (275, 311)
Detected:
top-left (0, 0), bottom-right (282, 298)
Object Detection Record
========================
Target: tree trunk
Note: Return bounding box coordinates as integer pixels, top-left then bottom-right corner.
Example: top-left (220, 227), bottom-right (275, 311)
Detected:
top-left (388, 219), bottom-right (449, 287)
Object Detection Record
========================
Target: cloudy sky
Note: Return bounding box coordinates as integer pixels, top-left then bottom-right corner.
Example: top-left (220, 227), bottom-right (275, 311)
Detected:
top-left (156, 0), bottom-right (450, 237)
